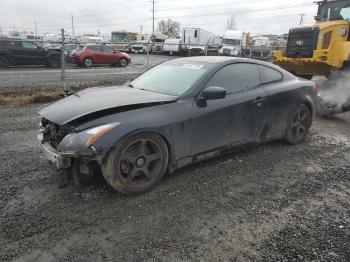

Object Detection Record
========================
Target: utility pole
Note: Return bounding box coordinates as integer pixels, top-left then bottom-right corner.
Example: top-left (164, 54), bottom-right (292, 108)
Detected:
top-left (298, 13), bottom-right (305, 25)
top-left (139, 25), bottom-right (144, 39)
top-left (152, 0), bottom-right (155, 39)
top-left (71, 14), bottom-right (75, 35)
top-left (34, 20), bottom-right (37, 35)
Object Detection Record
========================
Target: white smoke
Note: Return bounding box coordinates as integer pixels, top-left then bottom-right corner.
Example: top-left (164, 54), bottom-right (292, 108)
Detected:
top-left (318, 70), bottom-right (350, 111)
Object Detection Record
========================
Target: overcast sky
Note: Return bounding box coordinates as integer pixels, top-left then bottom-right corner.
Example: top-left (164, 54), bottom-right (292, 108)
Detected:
top-left (0, 0), bottom-right (318, 36)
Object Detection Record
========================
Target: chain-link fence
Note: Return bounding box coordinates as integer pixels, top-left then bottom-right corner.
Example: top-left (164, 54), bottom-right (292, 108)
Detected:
top-left (0, 29), bottom-right (287, 93)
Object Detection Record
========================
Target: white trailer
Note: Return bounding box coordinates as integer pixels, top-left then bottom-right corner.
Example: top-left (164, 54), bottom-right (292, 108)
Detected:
top-left (182, 28), bottom-right (214, 56)
top-left (163, 38), bottom-right (182, 55)
top-left (218, 30), bottom-right (249, 57)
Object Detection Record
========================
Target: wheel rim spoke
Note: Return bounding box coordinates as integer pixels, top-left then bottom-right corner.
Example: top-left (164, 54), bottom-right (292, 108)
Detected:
top-left (121, 154), bottom-right (136, 165)
top-left (147, 153), bottom-right (161, 163)
top-left (291, 121), bottom-right (299, 128)
top-left (142, 168), bottom-right (152, 180)
top-left (297, 110), bottom-right (301, 120)
top-left (119, 138), bottom-right (163, 185)
top-left (127, 168), bottom-right (138, 183)
top-left (300, 113), bottom-right (307, 122)
top-left (139, 140), bottom-right (147, 155)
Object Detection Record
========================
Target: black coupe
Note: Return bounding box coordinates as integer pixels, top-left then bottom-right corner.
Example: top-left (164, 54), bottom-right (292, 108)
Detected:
top-left (38, 57), bottom-right (318, 194)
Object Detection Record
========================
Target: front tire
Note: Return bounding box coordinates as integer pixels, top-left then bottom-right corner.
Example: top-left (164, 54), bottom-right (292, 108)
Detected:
top-left (102, 133), bottom-right (169, 195)
top-left (120, 57), bottom-right (129, 67)
top-left (48, 56), bottom-right (61, 68)
top-left (0, 56), bottom-right (9, 68)
top-left (285, 104), bottom-right (312, 144)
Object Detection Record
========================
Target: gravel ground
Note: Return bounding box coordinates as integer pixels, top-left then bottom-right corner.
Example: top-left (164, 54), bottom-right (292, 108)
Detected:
top-left (0, 105), bottom-right (350, 261)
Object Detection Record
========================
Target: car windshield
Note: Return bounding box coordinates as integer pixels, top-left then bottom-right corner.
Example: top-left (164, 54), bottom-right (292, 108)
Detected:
top-left (318, 0), bottom-right (350, 21)
top-left (130, 61), bottom-right (210, 96)
top-left (223, 39), bottom-right (241, 45)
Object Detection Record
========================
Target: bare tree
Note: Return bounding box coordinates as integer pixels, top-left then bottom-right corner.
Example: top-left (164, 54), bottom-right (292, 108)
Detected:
top-left (158, 19), bottom-right (181, 38)
top-left (226, 15), bottom-right (237, 30)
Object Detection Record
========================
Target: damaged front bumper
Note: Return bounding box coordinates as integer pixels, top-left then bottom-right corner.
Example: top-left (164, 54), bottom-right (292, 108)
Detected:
top-left (39, 141), bottom-right (75, 169)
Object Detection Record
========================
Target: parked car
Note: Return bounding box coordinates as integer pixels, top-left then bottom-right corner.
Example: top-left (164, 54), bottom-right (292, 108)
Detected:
top-left (38, 57), bottom-right (317, 195)
top-left (0, 38), bottom-right (61, 68)
top-left (70, 44), bottom-right (131, 67)
top-left (48, 43), bottom-right (79, 61)
top-left (130, 40), bottom-right (151, 54)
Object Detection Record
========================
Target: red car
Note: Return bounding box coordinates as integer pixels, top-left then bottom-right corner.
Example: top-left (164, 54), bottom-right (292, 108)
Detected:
top-left (70, 44), bottom-right (131, 67)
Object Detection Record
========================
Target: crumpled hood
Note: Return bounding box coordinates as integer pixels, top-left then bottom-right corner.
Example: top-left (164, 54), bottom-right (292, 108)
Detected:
top-left (39, 86), bottom-right (177, 125)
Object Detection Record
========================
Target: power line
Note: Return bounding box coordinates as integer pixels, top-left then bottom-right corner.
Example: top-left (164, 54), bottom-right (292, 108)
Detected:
top-left (157, 3), bottom-right (315, 19)
top-left (157, 0), bottom-right (313, 12)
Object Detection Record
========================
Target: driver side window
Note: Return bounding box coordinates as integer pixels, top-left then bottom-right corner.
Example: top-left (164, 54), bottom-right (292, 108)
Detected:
top-left (101, 46), bottom-right (114, 53)
top-left (21, 41), bottom-right (37, 49)
top-left (207, 63), bottom-right (261, 94)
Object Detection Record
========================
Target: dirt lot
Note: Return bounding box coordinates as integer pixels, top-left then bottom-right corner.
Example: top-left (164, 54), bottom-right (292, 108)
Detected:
top-left (0, 103), bottom-right (350, 261)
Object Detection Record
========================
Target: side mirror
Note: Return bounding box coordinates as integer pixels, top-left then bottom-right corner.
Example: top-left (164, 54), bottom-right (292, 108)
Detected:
top-left (202, 86), bottom-right (226, 100)
top-left (314, 15), bottom-right (322, 21)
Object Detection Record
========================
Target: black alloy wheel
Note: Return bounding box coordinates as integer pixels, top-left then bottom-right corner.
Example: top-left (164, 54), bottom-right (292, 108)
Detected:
top-left (102, 133), bottom-right (168, 195)
top-left (286, 104), bottom-right (312, 144)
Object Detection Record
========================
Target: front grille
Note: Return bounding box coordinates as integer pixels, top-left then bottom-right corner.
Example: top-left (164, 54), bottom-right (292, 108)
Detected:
top-left (132, 46), bottom-right (143, 51)
top-left (223, 48), bottom-right (231, 54)
top-left (286, 27), bottom-right (319, 58)
top-left (41, 119), bottom-right (73, 148)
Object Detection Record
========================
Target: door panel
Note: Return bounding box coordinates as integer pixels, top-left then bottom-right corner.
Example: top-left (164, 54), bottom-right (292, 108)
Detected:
top-left (191, 87), bottom-right (268, 156)
top-left (88, 46), bottom-right (104, 64)
top-left (100, 46), bottom-right (119, 64)
top-left (20, 41), bottom-right (46, 65)
top-left (190, 62), bottom-right (270, 156)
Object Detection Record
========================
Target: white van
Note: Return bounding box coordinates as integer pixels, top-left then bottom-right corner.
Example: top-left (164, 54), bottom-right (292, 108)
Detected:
top-left (163, 38), bottom-right (182, 55)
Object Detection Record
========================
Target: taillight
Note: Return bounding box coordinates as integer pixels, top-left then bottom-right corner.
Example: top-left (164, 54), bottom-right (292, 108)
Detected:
top-left (312, 81), bottom-right (320, 93)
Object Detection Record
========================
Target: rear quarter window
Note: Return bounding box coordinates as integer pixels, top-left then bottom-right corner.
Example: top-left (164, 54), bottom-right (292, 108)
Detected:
top-left (259, 65), bottom-right (283, 84)
top-left (88, 45), bottom-right (101, 52)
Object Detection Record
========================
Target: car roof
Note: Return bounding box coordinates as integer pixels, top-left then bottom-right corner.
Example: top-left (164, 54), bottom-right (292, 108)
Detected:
top-left (174, 56), bottom-right (275, 66)
top-left (172, 56), bottom-right (295, 78)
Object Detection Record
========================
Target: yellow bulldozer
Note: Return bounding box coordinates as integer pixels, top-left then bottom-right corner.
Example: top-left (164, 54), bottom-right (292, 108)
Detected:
top-left (273, 0), bottom-right (350, 80)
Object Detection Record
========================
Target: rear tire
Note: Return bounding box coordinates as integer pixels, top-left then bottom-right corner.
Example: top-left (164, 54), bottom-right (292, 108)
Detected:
top-left (285, 104), bottom-right (312, 144)
top-left (83, 57), bottom-right (94, 68)
top-left (102, 133), bottom-right (169, 195)
top-left (0, 56), bottom-right (9, 68)
top-left (48, 56), bottom-right (61, 68)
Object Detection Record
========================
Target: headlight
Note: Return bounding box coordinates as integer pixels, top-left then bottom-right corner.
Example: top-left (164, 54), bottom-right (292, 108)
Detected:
top-left (85, 123), bottom-right (120, 147)
top-left (57, 122), bottom-right (121, 152)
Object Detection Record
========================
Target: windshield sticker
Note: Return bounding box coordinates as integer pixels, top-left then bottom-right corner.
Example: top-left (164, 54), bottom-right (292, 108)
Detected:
top-left (182, 64), bottom-right (204, 70)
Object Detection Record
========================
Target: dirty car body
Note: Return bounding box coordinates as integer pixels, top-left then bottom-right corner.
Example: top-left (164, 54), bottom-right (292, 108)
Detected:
top-left (38, 57), bottom-right (317, 194)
